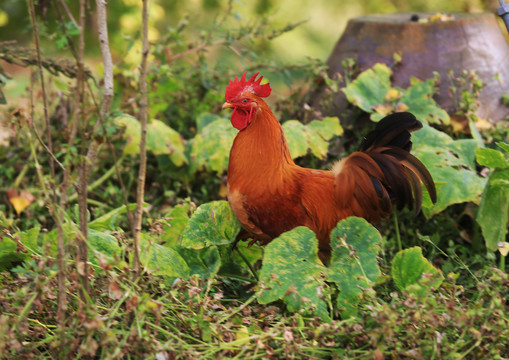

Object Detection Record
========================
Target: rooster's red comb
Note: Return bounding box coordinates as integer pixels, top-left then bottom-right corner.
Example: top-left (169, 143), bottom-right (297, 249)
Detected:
top-left (225, 72), bottom-right (271, 101)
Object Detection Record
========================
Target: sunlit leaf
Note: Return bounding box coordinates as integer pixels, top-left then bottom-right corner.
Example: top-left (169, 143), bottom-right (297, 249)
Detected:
top-left (283, 117), bottom-right (343, 160)
top-left (160, 203), bottom-right (194, 247)
top-left (327, 217), bottom-right (382, 318)
top-left (476, 148), bottom-right (509, 169)
top-left (342, 63), bottom-right (392, 114)
top-left (400, 77), bottom-right (450, 125)
top-left (115, 114), bottom-right (187, 166)
top-left (7, 189), bottom-right (35, 215)
top-left (392, 246), bottom-right (444, 294)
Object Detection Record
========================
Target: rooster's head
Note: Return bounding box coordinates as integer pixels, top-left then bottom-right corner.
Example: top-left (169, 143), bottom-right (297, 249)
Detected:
top-left (222, 72), bottom-right (271, 130)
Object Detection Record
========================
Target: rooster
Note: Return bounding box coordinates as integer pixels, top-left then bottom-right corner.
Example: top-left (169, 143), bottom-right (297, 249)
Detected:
top-left (222, 72), bottom-right (437, 260)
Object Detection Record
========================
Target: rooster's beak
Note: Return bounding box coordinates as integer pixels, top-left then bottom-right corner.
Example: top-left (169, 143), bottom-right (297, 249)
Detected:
top-left (222, 102), bottom-right (234, 110)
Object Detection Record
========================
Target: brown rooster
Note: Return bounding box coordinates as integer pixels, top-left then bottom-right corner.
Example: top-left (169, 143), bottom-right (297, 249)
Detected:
top-left (222, 72), bottom-right (437, 260)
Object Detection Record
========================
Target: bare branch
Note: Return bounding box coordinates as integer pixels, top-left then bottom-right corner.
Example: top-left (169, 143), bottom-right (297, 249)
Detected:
top-left (132, 0), bottom-right (150, 278)
top-left (95, 0), bottom-right (114, 115)
top-left (27, 0), bottom-right (67, 347)
top-left (75, 0), bottom-right (90, 297)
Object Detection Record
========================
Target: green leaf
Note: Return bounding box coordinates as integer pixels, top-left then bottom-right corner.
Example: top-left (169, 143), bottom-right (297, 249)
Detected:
top-left (178, 246), bottom-right (221, 279)
top-left (115, 114), bottom-right (187, 166)
top-left (0, 227), bottom-right (40, 270)
top-left (412, 124), bottom-right (486, 216)
top-left (189, 118), bottom-right (237, 174)
top-left (160, 203), bottom-right (193, 248)
top-left (88, 229), bottom-right (122, 266)
top-left (180, 201), bottom-right (241, 249)
top-left (342, 63), bottom-right (392, 114)
top-left (258, 227), bottom-right (329, 320)
top-left (283, 117), bottom-right (343, 160)
top-left (233, 239), bottom-right (263, 270)
top-left (399, 77), bottom-right (450, 125)
top-left (476, 169), bottom-right (509, 251)
top-left (89, 203), bottom-right (139, 231)
top-left (282, 120), bottom-right (309, 158)
top-left (327, 217), bottom-right (382, 318)
top-left (497, 142), bottom-right (509, 153)
top-left (148, 120), bottom-right (187, 166)
top-left (476, 148), bottom-right (509, 169)
top-left (307, 117), bottom-right (344, 140)
top-left (140, 235), bottom-right (190, 280)
top-left (392, 246), bottom-right (444, 294)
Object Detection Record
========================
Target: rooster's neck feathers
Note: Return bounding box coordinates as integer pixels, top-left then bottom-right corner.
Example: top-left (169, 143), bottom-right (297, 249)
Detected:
top-left (227, 101), bottom-right (294, 192)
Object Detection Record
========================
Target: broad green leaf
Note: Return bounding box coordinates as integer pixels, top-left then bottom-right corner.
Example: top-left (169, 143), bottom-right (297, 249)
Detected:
top-left (189, 118), bottom-right (237, 174)
top-left (176, 247), bottom-right (221, 279)
top-left (342, 64), bottom-right (448, 124)
top-left (88, 228), bottom-right (122, 266)
top-left (307, 117), bottom-right (344, 140)
top-left (180, 201), bottom-right (241, 249)
top-left (342, 63), bottom-right (392, 114)
top-left (89, 203), bottom-right (139, 231)
top-left (412, 123), bottom-right (486, 216)
top-left (282, 120), bottom-right (308, 158)
top-left (140, 234), bottom-right (190, 279)
top-left (0, 227), bottom-right (40, 270)
top-left (196, 113), bottom-right (221, 133)
top-left (421, 167), bottom-right (486, 216)
top-left (476, 148), bottom-right (509, 169)
top-left (160, 203), bottom-right (193, 248)
top-left (148, 120), bottom-right (187, 166)
top-left (497, 142), bottom-right (509, 153)
top-left (115, 114), bottom-right (186, 166)
top-left (258, 227), bottom-right (329, 320)
top-left (392, 246), bottom-right (444, 294)
top-left (327, 217), bottom-right (382, 318)
top-left (283, 117), bottom-right (343, 160)
top-left (233, 239), bottom-right (263, 270)
top-left (399, 77), bottom-right (450, 125)
top-left (476, 169), bottom-right (509, 251)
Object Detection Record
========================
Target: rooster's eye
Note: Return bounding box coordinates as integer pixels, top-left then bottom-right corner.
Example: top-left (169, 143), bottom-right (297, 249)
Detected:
top-left (242, 99), bottom-right (248, 103)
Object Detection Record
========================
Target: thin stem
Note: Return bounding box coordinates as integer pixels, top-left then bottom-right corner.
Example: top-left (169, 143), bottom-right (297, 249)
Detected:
top-left (75, 0), bottom-right (90, 297)
top-left (234, 246), bottom-right (259, 282)
top-left (27, 0), bottom-right (67, 346)
top-left (393, 209), bottom-right (402, 252)
top-left (132, 0), bottom-right (150, 278)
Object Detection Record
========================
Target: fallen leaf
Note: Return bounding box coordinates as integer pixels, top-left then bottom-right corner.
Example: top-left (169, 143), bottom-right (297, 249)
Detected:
top-left (108, 280), bottom-right (123, 300)
top-left (7, 189), bottom-right (35, 215)
top-left (474, 118), bottom-right (493, 132)
top-left (498, 242), bottom-right (509, 257)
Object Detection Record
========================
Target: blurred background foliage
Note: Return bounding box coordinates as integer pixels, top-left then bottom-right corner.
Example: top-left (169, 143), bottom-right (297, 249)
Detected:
top-left (0, 0), bottom-right (491, 64)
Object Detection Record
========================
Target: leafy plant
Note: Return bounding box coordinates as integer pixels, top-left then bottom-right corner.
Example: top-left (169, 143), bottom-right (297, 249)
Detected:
top-left (392, 246), bottom-right (444, 294)
top-left (411, 122), bottom-right (486, 216)
top-left (475, 143), bottom-right (509, 252)
top-left (342, 63), bottom-right (450, 124)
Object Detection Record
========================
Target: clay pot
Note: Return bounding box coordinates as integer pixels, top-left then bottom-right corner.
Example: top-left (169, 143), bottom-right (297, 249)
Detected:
top-left (316, 13), bottom-right (509, 122)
